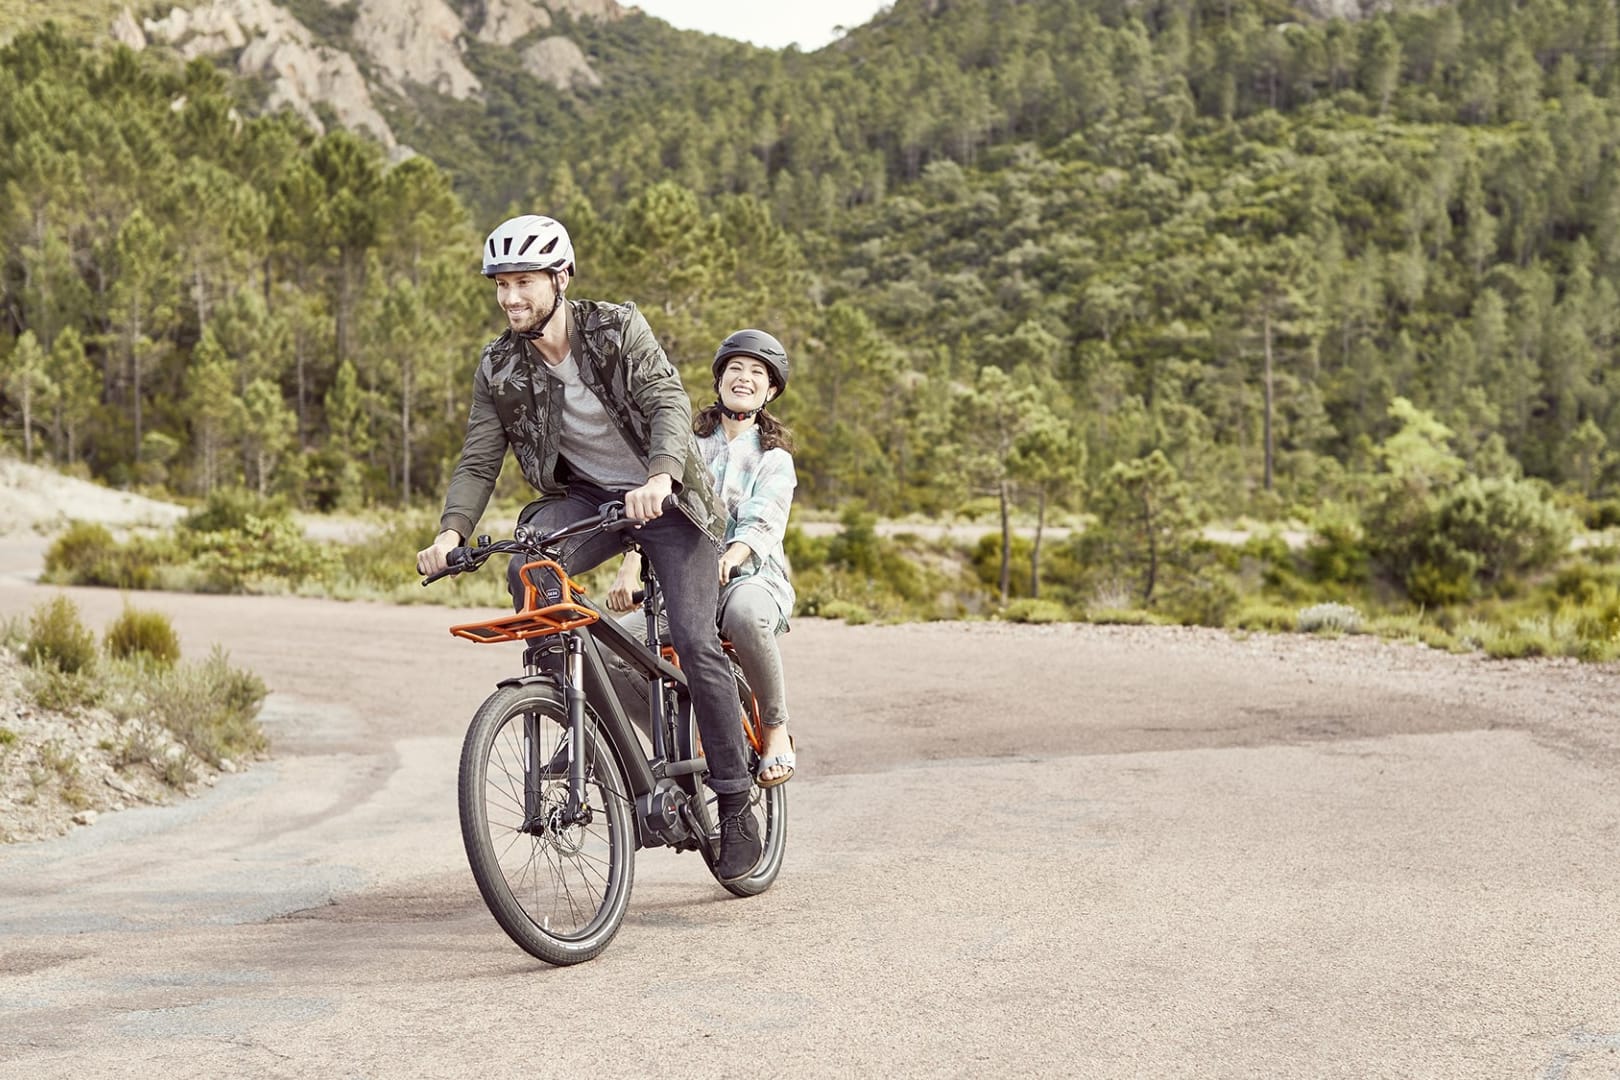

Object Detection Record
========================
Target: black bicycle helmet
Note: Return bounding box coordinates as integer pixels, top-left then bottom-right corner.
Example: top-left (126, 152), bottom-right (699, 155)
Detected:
top-left (712, 329), bottom-right (789, 396)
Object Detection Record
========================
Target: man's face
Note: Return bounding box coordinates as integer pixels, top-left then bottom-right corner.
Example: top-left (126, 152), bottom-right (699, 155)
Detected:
top-left (494, 270), bottom-right (563, 334)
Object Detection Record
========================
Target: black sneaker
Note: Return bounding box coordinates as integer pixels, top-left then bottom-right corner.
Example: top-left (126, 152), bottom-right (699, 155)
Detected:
top-left (714, 807), bottom-right (762, 882)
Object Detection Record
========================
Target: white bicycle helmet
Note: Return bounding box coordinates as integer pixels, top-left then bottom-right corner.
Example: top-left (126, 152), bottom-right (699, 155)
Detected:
top-left (482, 214), bottom-right (575, 278)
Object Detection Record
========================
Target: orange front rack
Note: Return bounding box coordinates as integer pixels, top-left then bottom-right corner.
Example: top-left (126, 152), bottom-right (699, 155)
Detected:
top-left (449, 558), bottom-right (602, 643)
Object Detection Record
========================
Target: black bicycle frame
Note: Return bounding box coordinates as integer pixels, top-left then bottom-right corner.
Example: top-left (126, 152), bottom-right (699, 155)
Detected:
top-left (501, 548), bottom-right (707, 850)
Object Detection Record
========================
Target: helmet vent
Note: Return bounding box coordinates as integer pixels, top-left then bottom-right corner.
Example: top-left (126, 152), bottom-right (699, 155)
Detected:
top-left (539, 237), bottom-right (558, 255)
top-left (517, 234), bottom-right (537, 255)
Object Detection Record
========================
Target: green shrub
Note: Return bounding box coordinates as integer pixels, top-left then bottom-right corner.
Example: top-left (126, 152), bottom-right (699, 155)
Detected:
top-left (1368, 476), bottom-right (1573, 605)
top-left (1364, 613), bottom-right (1459, 652)
top-left (826, 508), bottom-right (926, 601)
top-left (1001, 598), bottom-right (1069, 624)
top-left (1160, 567), bottom-right (1240, 627)
top-left (25, 664), bottom-right (101, 710)
top-left (182, 487), bottom-right (287, 535)
top-left (1085, 608), bottom-right (1157, 625)
top-left (817, 600), bottom-right (873, 624)
top-left (1483, 628), bottom-right (1554, 659)
top-left (0, 726), bottom-right (16, 747)
top-left (104, 606), bottom-right (182, 666)
top-left (1230, 601), bottom-right (1297, 632)
top-left (971, 533), bottom-right (1036, 598)
top-left (43, 521), bottom-right (157, 589)
top-left (147, 645), bottom-right (269, 765)
top-left (1583, 498), bottom-right (1620, 530)
top-left (23, 596), bottom-right (96, 674)
top-left (1304, 512), bottom-right (1370, 588)
top-left (1297, 602), bottom-right (1364, 634)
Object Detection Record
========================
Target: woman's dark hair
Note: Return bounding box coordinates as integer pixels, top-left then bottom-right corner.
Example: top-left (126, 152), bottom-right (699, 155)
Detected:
top-left (694, 403), bottom-right (795, 453)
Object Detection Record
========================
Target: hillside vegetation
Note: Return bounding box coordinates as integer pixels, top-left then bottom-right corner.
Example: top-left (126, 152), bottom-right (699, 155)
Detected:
top-left (5, 0), bottom-right (1620, 638)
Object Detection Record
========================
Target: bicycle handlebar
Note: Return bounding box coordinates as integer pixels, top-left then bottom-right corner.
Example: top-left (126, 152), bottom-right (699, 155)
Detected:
top-left (420, 494), bottom-right (680, 586)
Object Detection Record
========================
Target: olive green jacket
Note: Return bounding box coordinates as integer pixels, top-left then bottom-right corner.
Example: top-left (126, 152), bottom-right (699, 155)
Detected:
top-left (438, 299), bottom-right (727, 546)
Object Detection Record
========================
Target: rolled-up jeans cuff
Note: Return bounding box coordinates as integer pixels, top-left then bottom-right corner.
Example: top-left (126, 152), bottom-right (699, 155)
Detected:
top-left (706, 775), bottom-right (755, 796)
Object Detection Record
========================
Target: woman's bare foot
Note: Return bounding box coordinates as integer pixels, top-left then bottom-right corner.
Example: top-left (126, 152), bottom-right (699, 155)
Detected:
top-left (755, 724), bottom-right (795, 787)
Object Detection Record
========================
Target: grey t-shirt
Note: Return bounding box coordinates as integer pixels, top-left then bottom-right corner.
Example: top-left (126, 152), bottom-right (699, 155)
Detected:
top-left (543, 351), bottom-right (646, 490)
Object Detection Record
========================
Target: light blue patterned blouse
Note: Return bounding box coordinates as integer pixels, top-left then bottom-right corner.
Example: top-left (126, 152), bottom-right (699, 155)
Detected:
top-left (698, 426), bottom-right (797, 627)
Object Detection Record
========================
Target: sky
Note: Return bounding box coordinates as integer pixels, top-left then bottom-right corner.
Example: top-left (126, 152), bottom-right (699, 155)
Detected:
top-left (628, 1), bottom-right (893, 51)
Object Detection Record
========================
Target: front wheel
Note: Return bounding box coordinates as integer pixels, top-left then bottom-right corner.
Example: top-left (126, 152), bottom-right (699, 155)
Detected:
top-left (458, 682), bottom-right (634, 965)
top-left (679, 657), bottom-right (787, 898)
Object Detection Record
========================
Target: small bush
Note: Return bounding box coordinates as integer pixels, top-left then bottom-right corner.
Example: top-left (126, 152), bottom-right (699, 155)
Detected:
top-left (1365, 613), bottom-right (1459, 652)
top-left (817, 600), bottom-right (873, 625)
top-left (1230, 602), bottom-right (1297, 632)
top-left (1483, 628), bottom-right (1555, 659)
top-left (1161, 567), bottom-right (1240, 627)
top-left (0, 726), bottom-right (16, 747)
top-left (104, 606), bottom-right (182, 666)
top-left (1085, 608), bottom-right (1157, 626)
top-left (147, 646), bottom-right (269, 765)
top-left (25, 664), bottom-right (102, 710)
top-left (43, 521), bottom-right (159, 589)
top-left (1001, 598), bottom-right (1069, 624)
top-left (23, 596), bottom-right (96, 674)
top-left (1297, 602), bottom-right (1364, 635)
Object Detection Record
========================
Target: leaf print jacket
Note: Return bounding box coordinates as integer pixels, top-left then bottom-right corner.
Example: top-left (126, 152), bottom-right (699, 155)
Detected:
top-left (438, 298), bottom-right (727, 547)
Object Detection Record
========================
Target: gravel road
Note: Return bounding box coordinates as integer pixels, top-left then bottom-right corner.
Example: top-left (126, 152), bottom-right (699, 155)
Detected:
top-left (2, 540), bottom-right (1619, 1078)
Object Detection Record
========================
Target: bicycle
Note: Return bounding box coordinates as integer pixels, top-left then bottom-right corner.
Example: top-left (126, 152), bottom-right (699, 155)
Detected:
top-left (422, 499), bottom-right (787, 965)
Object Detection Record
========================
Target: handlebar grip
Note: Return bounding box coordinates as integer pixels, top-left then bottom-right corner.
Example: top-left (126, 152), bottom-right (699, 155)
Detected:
top-left (420, 546), bottom-right (470, 586)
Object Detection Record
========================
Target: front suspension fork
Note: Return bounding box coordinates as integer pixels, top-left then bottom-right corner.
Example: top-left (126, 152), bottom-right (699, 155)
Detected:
top-left (523, 630), bottom-right (591, 828)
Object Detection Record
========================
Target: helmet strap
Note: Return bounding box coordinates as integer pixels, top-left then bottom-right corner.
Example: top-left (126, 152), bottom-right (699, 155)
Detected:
top-left (516, 273), bottom-right (565, 340)
top-left (716, 401), bottom-right (761, 422)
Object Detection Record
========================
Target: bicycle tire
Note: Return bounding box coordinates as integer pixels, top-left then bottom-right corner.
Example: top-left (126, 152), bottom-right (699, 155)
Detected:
top-left (458, 682), bottom-right (634, 965)
top-left (678, 656), bottom-right (787, 898)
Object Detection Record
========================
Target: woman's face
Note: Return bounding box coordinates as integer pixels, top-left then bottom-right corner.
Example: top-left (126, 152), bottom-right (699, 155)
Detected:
top-left (718, 357), bottom-right (775, 414)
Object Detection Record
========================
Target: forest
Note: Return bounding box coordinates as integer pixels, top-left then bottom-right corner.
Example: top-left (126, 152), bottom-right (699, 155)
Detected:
top-left (5, 0), bottom-right (1620, 646)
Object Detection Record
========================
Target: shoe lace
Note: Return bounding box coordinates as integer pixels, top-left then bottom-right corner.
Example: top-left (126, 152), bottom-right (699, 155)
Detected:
top-left (719, 807), bottom-right (751, 840)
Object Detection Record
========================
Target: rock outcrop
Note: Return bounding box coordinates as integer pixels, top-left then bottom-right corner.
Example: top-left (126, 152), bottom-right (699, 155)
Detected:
top-left (548, 0), bottom-right (624, 21)
top-left (521, 35), bottom-right (602, 91)
top-left (477, 0), bottom-right (552, 45)
top-left (107, 0), bottom-right (626, 153)
top-left (351, 0), bottom-right (482, 101)
top-left (120, 1), bottom-right (400, 152)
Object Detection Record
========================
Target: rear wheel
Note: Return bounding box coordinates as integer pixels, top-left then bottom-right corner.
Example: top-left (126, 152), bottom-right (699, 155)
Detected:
top-left (458, 682), bottom-right (634, 965)
top-left (678, 657), bottom-right (787, 897)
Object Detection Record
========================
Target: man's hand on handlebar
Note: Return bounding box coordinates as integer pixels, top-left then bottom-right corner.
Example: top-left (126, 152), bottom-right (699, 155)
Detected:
top-left (624, 473), bottom-right (675, 523)
top-left (417, 529), bottom-right (461, 577)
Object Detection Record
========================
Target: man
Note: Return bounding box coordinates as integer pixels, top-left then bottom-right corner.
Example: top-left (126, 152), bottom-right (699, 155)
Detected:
top-left (416, 213), bottom-right (761, 881)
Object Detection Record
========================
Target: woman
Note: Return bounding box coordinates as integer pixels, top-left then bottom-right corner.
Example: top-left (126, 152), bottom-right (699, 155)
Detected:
top-left (608, 328), bottom-right (798, 787)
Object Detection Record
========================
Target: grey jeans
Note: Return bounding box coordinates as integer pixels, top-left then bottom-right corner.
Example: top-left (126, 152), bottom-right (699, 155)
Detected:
top-left (718, 579), bottom-right (789, 729)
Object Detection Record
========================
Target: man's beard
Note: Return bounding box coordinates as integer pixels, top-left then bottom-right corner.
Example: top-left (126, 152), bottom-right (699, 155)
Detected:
top-left (515, 288), bottom-right (563, 341)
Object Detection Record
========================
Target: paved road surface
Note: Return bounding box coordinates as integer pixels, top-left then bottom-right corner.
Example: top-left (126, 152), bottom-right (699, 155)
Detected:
top-left (1, 542), bottom-right (1618, 1078)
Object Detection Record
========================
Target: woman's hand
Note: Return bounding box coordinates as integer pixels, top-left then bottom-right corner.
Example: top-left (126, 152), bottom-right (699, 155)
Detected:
top-left (607, 551), bottom-right (641, 612)
top-left (718, 542), bottom-right (753, 585)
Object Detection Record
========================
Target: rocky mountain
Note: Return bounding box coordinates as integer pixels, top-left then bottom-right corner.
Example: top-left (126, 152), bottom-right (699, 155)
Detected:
top-left (108, 0), bottom-right (626, 157)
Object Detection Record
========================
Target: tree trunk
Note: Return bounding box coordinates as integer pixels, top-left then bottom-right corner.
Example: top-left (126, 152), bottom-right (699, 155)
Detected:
top-left (1142, 496), bottom-right (1158, 604)
top-left (1031, 488), bottom-right (1045, 600)
top-left (20, 382), bottom-right (33, 462)
top-left (998, 479), bottom-right (1011, 604)
top-left (1263, 306), bottom-right (1275, 492)
top-left (400, 363), bottom-right (413, 506)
